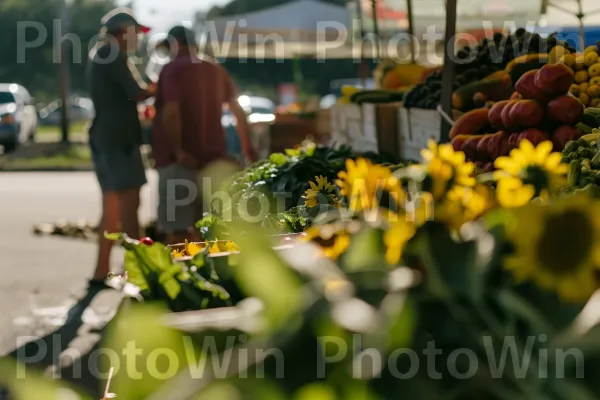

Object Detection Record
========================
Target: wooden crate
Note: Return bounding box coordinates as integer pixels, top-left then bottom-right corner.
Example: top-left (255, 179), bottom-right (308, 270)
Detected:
top-left (375, 102), bottom-right (402, 159)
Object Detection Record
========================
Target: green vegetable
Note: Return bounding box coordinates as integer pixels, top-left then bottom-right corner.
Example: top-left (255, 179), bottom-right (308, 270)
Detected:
top-left (562, 140), bottom-right (578, 156)
top-left (591, 151), bottom-right (600, 169)
top-left (568, 159), bottom-right (581, 186)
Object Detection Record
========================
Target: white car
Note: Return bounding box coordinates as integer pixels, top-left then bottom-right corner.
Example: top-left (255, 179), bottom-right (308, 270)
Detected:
top-left (0, 84), bottom-right (38, 152)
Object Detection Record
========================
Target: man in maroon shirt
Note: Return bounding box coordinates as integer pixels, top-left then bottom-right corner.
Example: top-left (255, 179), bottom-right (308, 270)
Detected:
top-left (152, 26), bottom-right (257, 244)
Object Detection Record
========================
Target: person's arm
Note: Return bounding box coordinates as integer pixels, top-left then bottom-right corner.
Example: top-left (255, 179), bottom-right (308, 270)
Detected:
top-left (223, 71), bottom-right (257, 163)
top-left (110, 54), bottom-right (153, 102)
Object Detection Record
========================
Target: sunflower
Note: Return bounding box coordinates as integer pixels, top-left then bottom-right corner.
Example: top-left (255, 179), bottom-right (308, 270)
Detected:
top-left (419, 140), bottom-right (476, 199)
top-left (503, 193), bottom-right (600, 302)
top-left (336, 158), bottom-right (405, 214)
top-left (494, 140), bottom-right (568, 207)
top-left (303, 222), bottom-right (359, 260)
top-left (384, 220), bottom-right (416, 265)
top-left (303, 176), bottom-right (339, 208)
top-left (434, 184), bottom-right (495, 230)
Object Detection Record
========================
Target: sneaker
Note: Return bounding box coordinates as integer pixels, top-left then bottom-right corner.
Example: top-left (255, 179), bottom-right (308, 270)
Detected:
top-left (87, 278), bottom-right (114, 291)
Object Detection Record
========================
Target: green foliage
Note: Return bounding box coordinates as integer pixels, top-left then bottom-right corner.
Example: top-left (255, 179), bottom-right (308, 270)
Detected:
top-left (0, 0), bottom-right (117, 101)
top-left (107, 233), bottom-right (233, 312)
top-left (222, 144), bottom-right (399, 216)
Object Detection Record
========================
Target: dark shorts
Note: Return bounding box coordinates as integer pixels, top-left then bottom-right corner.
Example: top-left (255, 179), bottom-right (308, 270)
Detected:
top-left (157, 164), bottom-right (203, 234)
top-left (91, 145), bottom-right (147, 192)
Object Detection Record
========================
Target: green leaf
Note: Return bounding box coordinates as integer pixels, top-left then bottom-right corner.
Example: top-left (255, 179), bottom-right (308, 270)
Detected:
top-left (343, 227), bottom-right (386, 272)
top-left (230, 222), bottom-right (302, 331)
top-left (191, 252), bottom-right (205, 268)
top-left (125, 242), bottom-right (176, 273)
top-left (0, 358), bottom-right (92, 400)
top-left (104, 231), bottom-right (123, 241)
top-left (192, 382), bottom-right (243, 400)
top-left (124, 250), bottom-right (150, 292)
top-left (269, 152), bottom-right (287, 166)
top-left (295, 383), bottom-right (337, 400)
top-left (159, 265), bottom-right (185, 299)
top-left (420, 222), bottom-right (478, 296)
top-left (387, 295), bottom-right (417, 350)
top-left (103, 303), bottom-right (199, 400)
top-left (497, 289), bottom-right (555, 335)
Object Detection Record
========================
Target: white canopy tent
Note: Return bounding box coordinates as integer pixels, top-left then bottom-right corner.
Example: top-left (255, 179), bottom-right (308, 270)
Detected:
top-left (200, 0), bottom-right (361, 59)
top-left (198, 0), bottom-right (547, 61)
top-left (541, 0), bottom-right (600, 49)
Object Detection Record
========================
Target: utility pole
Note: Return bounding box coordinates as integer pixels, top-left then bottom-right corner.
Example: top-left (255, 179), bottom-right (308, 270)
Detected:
top-left (59, 0), bottom-right (71, 144)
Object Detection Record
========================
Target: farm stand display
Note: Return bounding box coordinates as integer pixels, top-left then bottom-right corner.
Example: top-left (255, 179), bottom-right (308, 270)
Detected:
top-left (450, 63), bottom-right (587, 171)
top-left (24, 137), bottom-right (600, 400)
top-left (403, 30), bottom-right (575, 112)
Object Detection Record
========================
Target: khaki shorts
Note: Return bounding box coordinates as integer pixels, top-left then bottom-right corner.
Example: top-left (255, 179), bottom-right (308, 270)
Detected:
top-left (157, 164), bottom-right (204, 234)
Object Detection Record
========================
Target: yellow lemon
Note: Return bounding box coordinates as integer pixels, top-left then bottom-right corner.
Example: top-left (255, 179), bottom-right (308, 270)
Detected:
top-left (574, 55), bottom-right (586, 70)
top-left (575, 70), bottom-right (589, 83)
top-left (560, 54), bottom-right (576, 67)
top-left (589, 63), bottom-right (600, 78)
top-left (591, 98), bottom-right (600, 107)
top-left (588, 84), bottom-right (600, 98)
top-left (584, 45), bottom-right (599, 54)
top-left (585, 51), bottom-right (599, 67)
top-left (579, 92), bottom-right (591, 106)
top-left (549, 45), bottom-right (569, 64)
top-left (579, 82), bottom-right (590, 93)
top-left (591, 76), bottom-right (600, 86)
top-left (570, 84), bottom-right (580, 95)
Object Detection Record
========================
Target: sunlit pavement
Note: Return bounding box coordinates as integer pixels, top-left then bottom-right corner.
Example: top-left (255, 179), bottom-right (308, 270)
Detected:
top-left (0, 171), bottom-right (157, 355)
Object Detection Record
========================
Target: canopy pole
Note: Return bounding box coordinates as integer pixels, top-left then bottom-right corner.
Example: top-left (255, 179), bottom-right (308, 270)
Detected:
top-left (407, 0), bottom-right (416, 63)
top-left (577, 0), bottom-right (585, 51)
top-left (440, 0), bottom-right (457, 143)
top-left (356, 0), bottom-right (367, 87)
top-left (371, 0), bottom-right (381, 60)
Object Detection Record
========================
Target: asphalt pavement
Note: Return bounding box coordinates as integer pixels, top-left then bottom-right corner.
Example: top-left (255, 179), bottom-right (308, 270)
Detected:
top-left (0, 171), bottom-right (158, 358)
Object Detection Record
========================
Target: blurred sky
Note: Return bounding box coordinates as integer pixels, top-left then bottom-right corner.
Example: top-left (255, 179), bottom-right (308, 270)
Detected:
top-left (118, 0), bottom-right (230, 33)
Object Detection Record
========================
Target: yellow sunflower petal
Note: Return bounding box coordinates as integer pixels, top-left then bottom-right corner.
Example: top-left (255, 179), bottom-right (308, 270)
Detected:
top-left (534, 141), bottom-right (553, 165)
top-left (518, 139), bottom-right (536, 160)
top-left (494, 156), bottom-right (521, 175)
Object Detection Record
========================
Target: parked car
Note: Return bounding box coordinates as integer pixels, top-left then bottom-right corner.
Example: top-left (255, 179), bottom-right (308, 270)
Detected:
top-left (0, 83), bottom-right (38, 152)
top-left (224, 95), bottom-right (275, 162)
top-left (38, 97), bottom-right (95, 126)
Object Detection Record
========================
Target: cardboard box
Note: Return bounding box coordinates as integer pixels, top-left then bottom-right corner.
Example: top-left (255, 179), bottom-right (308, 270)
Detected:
top-left (398, 107), bottom-right (441, 161)
top-left (330, 102), bottom-right (403, 158)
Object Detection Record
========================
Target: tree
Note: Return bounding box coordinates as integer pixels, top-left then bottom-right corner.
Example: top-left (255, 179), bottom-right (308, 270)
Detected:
top-left (0, 0), bottom-right (116, 101)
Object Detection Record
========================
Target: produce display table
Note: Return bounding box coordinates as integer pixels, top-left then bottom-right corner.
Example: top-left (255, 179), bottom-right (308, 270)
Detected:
top-left (329, 102), bottom-right (402, 158)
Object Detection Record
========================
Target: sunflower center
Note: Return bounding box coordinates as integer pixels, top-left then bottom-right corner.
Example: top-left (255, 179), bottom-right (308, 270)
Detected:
top-left (523, 166), bottom-right (549, 197)
top-left (537, 210), bottom-right (593, 274)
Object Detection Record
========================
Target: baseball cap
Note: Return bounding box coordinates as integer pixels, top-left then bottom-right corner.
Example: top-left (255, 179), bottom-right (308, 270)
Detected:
top-left (159, 25), bottom-right (197, 49)
top-left (102, 8), bottom-right (150, 34)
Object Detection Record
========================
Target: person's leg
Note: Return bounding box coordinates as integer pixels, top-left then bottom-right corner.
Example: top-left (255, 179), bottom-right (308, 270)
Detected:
top-left (159, 164), bottom-right (200, 245)
top-left (119, 187), bottom-right (141, 240)
top-left (92, 191), bottom-right (120, 281)
top-left (115, 146), bottom-right (147, 240)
